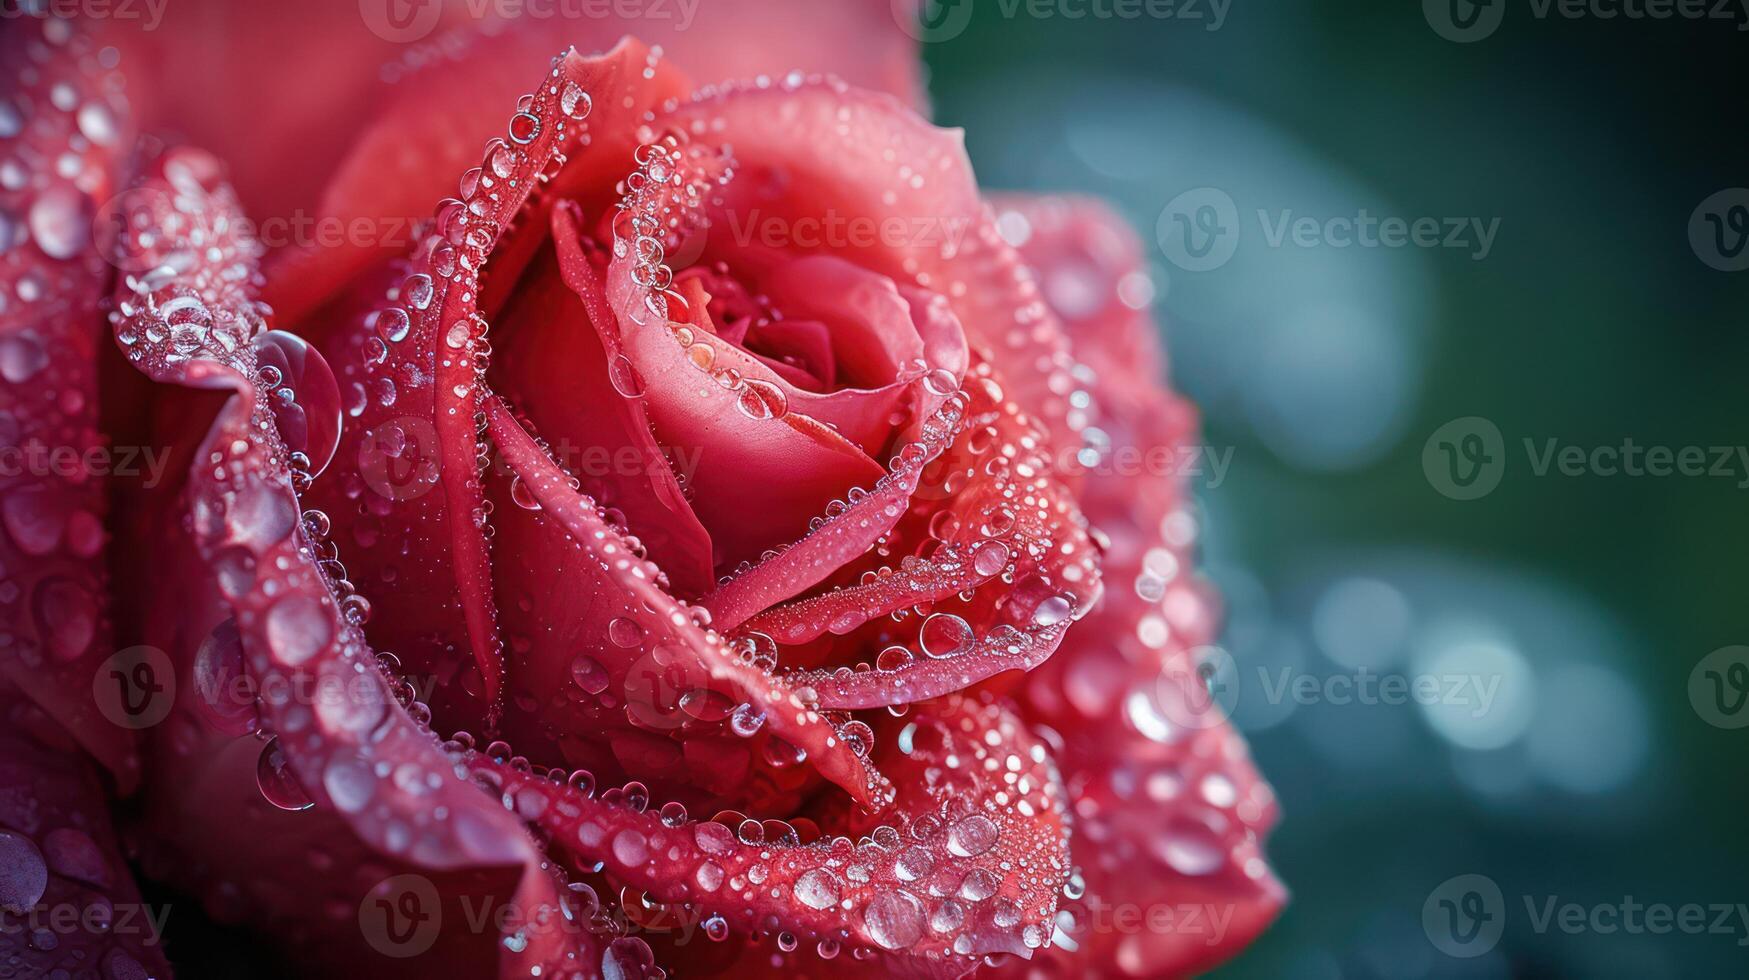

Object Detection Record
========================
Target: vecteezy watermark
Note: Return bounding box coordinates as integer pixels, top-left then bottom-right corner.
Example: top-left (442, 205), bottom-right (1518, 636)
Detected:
top-left (1690, 646), bottom-right (1749, 729)
top-left (0, 899), bottom-right (171, 944)
top-left (1423, 417), bottom-right (1749, 500)
top-left (1689, 189), bottom-right (1749, 272)
top-left (357, 413), bottom-right (710, 504)
top-left (893, 0), bottom-right (1229, 42)
top-left (0, 0), bottom-right (169, 31)
top-left (92, 645), bottom-right (176, 730)
top-left (1156, 188), bottom-right (1500, 272)
top-left (1082, 897), bottom-right (1241, 947)
top-left (1422, 416), bottom-right (1507, 501)
top-left (1148, 654), bottom-right (1505, 735)
top-left (358, 0), bottom-right (702, 44)
top-left (1424, 874), bottom-right (1749, 957)
top-left (721, 209), bottom-right (975, 255)
top-left (1423, 874), bottom-right (1506, 957)
top-left (95, 186), bottom-right (428, 274)
top-left (1425, 0), bottom-right (1749, 42)
top-left (1255, 665), bottom-right (1503, 717)
top-left (0, 441), bottom-right (173, 489)
top-left (359, 872), bottom-right (717, 958)
top-left (360, 874), bottom-right (444, 957)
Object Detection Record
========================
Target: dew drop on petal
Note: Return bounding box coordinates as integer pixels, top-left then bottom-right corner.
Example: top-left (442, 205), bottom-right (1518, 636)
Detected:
top-left (862, 890), bottom-right (924, 951)
top-left (570, 655), bottom-right (609, 694)
top-left (794, 868), bottom-right (841, 910)
top-left (255, 737), bottom-right (314, 811)
top-left (946, 813), bottom-right (998, 858)
top-left (919, 613), bottom-right (973, 659)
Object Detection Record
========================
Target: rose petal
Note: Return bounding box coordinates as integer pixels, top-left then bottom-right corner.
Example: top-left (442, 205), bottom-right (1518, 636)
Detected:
top-left (772, 357), bottom-right (1100, 710)
top-left (656, 80), bottom-right (1090, 457)
top-left (472, 693), bottom-right (1070, 968)
top-left (309, 44), bottom-right (683, 728)
top-left (109, 144), bottom-right (609, 978)
top-left (0, 684), bottom-right (172, 979)
top-left (489, 200), bottom-right (716, 597)
top-left (0, 15), bottom-right (139, 788)
top-left (265, 0), bottom-right (929, 328)
top-left (483, 394), bottom-right (892, 810)
top-left (995, 195), bottom-right (1285, 976)
top-left (602, 166), bottom-right (892, 574)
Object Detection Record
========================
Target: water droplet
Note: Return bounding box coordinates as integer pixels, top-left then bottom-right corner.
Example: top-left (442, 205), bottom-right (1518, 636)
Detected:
top-left (959, 868), bottom-right (997, 901)
top-left (612, 829), bottom-right (649, 866)
top-left (1032, 594), bottom-right (1074, 627)
top-left (702, 913), bottom-right (729, 941)
top-left (735, 379), bottom-right (788, 420)
top-left (919, 613), bottom-right (973, 659)
top-left (256, 738), bottom-right (314, 811)
top-left (376, 308), bottom-right (411, 342)
top-left (265, 596), bottom-right (332, 666)
top-left (607, 617), bottom-right (643, 648)
top-left (947, 813), bottom-right (998, 858)
top-left (971, 540), bottom-right (1011, 577)
top-left (894, 845), bottom-right (933, 882)
top-left (28, 185), bottom-right (89, 261)
top-left (0, 831), bottom-right (49, 913)
top-left (560, 82), bottom-right (593, 120)
top-left (862, 890), bottom-right (924, 951)
top-left (794, 868), bottom-right (841, 910)
top-left (570, 655), bottom-right (609, 694)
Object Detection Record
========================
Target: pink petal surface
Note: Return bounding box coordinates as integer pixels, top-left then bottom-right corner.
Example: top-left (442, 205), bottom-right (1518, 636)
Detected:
top-left (0, 683), bottom-right (172, 980)
top-left (470, 693), bottom-right (1070, 973)
top-left (0, 15), bottom-right (140, 787)
top-left (992, 196), bottom-right (1285, 978)
top-left (106, 138), bottom-right (619, 979)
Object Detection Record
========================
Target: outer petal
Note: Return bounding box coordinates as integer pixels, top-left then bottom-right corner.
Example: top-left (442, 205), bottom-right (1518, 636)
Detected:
top-left (0, 14), bottom-right (139, 786)
top-left (108, 143), bottom-right (617, 979)
top-left (308, 42), bottom-right (688, 732)
top-left (471, 693), bottom-right (1070, 973)
top-left (994, 196), bottom-right (1285, 977)
top-left (0, 684), bottom-right (172, 979)
top-left (260, 0), bottom-right (927, 324)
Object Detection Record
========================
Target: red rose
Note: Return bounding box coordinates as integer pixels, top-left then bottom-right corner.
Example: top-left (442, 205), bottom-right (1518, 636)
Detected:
top-left (0, 4), bottom-right (1282, 978)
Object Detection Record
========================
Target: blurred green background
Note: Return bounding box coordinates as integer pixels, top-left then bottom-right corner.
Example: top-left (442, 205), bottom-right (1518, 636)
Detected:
top-left (924, 0), bottom-right (1748, 975)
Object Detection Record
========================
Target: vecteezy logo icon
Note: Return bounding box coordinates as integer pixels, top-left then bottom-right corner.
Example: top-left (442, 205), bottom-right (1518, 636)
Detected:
top-left (1423, 874), bottom-right (1505, 957)
top-left (359, 874), bottom-right (442, 957)
top-left (1422, 417), bottom-right (1506, 500)
top-left (894, 0), bottom-right (975, 42)
top-left (1155, 646), bottom-right (1240, 731)
top-left (1690, 646), bottom-right (1749, 729)
top-left (1156, 188), bottom-right (1240, 273)
top-left (359, 0), bottom-right (443, 44)
top-left (92, 646), bottom-right (175, 730)
top-left (1688, 189), bottom-right (1749, 272)
top-left (1424, 0), bottom-right (1505, 42)
top-left (358, 416), bottom-right (443, 502)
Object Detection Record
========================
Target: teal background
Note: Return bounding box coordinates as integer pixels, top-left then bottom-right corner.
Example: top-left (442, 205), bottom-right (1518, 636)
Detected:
top-left (926, 1), bottom-right (1749, 976)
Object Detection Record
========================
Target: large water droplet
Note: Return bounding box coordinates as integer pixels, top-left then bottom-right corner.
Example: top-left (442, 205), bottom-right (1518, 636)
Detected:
top-left (862, 890), bottom-right (924, 951)
top-left (735, 379), bottom-right (788, 420)
top-left (919, 613), bottom-right (973, 659)
top-left (794, 868), bottom-right (841, 910)
top-left (251, 330), bottom-right (343, 477)
top-left (265, 596), bottom-right (332, 666)
top-left (28, 185), bottom-right (89, 261)
top-left (946, 813), bottom-right (998, 858)
top-left (571, 655), bottom-right (610, 694)
top-left (256, 738), bottom-right (314, 811)
top-left (560, 82), bottom-right (593, 121)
